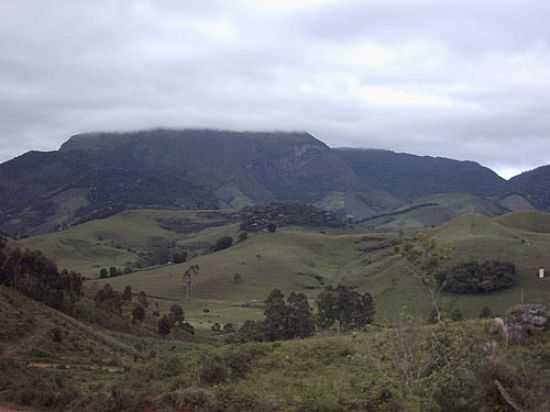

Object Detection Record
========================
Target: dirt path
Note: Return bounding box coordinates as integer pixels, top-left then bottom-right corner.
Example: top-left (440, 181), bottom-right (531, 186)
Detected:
top-left (0, 404), bottom-right (40, 412)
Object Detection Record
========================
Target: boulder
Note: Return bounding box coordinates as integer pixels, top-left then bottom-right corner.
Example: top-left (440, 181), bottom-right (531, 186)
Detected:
top-left (501, 304), bottom-right (548, 344)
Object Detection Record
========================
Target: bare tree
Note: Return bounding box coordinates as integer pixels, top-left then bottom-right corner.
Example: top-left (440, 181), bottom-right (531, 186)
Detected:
top-left (183, 264), bottom-right (200, 299)
top-left (400, 233), bottom-right (450, 323)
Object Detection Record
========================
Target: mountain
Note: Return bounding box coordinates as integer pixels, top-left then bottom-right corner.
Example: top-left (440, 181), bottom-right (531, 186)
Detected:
top-left (507, 165), bottom-right (550, 210)
top-left (1, 129), bottom-right (395, 236)
top-left (0, 129), bottom-right (514, 236)
top-left (335, 148), bottom-right (507, 200)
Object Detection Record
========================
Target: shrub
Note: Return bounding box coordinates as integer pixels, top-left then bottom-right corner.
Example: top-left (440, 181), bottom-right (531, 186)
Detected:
top-left (199, 356), bottom-right (229, 385)
top-left (213, 236), bottom-right (233, 252)
top-left (237, 232), bottom-right (248, 242)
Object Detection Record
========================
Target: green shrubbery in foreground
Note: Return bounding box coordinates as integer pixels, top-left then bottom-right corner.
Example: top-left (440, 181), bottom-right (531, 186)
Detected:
top-left (2, 317), bottom-right (549, 412)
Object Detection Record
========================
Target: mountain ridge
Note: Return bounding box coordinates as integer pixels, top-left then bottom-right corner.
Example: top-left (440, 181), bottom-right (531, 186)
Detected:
top-left (0, 128), bottom-right (538, 236)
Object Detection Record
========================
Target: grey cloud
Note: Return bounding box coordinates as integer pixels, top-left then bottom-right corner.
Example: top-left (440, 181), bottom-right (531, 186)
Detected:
top-left (1, 0), bottom-right (550, 179)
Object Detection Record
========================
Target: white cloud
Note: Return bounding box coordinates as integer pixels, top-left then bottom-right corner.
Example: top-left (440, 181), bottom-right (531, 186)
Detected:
top-left (1, 0), bottom-right (550, 175)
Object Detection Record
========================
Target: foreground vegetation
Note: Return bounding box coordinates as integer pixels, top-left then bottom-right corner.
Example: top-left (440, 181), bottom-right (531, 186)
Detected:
top-left (3, 207), bottom-right (550, 411)
top-left (1, 281), bottom-right (549, 411)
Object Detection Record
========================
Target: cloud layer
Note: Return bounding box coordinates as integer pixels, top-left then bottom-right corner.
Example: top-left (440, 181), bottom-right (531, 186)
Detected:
top-left (2, 0), bottom-right (550, 178)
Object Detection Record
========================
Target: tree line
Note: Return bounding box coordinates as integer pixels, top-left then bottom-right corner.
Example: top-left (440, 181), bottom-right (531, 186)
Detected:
top-left (232, 285), bottom-right (375, 343)
top-left (0, 238), bottom-right (83, 310)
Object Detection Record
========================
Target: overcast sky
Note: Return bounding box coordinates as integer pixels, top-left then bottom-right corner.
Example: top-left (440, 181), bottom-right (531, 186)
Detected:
top-left (2, 0), bottom-right (550, 178)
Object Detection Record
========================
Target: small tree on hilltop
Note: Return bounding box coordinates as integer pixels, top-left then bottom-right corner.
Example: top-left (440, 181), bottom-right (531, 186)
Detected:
top-left (109, 266), bottom-right (119, 277)
top-left (232, 273), bottom-right (242, 284)
top-left (400, 233), bottom-right (450, 323)
top-left (267, 223), bottom-right (277, 233)
top-left (158, 315), bottom-right (172, 338)
top-left (99, 268), bottom-right (108, 279)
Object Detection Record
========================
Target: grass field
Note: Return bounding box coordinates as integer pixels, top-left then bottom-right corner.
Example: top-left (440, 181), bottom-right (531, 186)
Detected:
top-left (17, 208), bottom-right (550, 329)
top-left (18, 209), bottom-right (239, 277)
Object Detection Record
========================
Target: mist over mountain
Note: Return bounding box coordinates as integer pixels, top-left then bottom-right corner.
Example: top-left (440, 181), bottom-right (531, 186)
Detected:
top-left (0, 129), bottom-right (539, 236)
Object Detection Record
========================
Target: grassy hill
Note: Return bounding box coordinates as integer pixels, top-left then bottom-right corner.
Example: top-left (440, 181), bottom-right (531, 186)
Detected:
top-left (359, 192), bottom-right (507, 231)
top-left (18, 209), bottom-right (239, 277)
top-left (496, 210), bottom-right (550, 233)
top-left (16, 207), bottom-right (550, 328)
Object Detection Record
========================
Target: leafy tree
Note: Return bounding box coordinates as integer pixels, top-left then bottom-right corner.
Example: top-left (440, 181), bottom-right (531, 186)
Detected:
top-left (264, 289), bottom-right (290, 341)
top-left (234, 320), bottom-right (265, 343)
top-left (122, 285), bottom-right (132, 302)
top-left (267, 223), bottom-right (277, 233)
top-left (158, 315), bottom-right (172, 337)
top-left (132, 304), bottom-right (145, 324)
top-left (169, 304), bottom-right (184, 326)
top-left (0, 242), bottom-right (82, 310)
top-left (287, 292), bottom-right (315, 338)
top-left (316, 285), bottom-right (375, 331)
top-left (401, 234), bottom-right (450, 323)
top-left (213, 236), bottom-right (233, 252)
top-left (94, 283), bottom-right (122, 314)
top-left (137, 291), bottom-right (149, 308)
top-left (232, 273), bottom-right (242, 284)
top-left (109, 266), bottom-right (119, 277)
top-left (99, 268), bottom-right (109, 278)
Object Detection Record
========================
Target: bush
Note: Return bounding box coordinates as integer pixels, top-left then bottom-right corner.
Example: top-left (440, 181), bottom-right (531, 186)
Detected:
top-left (199, 356), bottom-right (229, 385)
top-left (237, 232), bottom-right (248, 242)
top-left (213, 236), bottom-right (233, 252)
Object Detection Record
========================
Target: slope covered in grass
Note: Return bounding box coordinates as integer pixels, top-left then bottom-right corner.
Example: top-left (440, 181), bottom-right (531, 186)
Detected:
top-left (496, 210), bottom-right (550, 234)
top-left (18, 209), bottom-right (238, 276)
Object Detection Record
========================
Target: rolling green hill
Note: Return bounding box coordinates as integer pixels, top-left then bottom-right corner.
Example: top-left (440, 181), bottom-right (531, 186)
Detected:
top-left (359, 192), bottom-right (508, 231)
top-left (18, 209), bottom-right (240, 277)
top-left (84, 210), bottom-right (550, 327)
top-left (496, 210), bottom-right (550, 233)
top-left (16, 207), bottom-right (550, 327)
